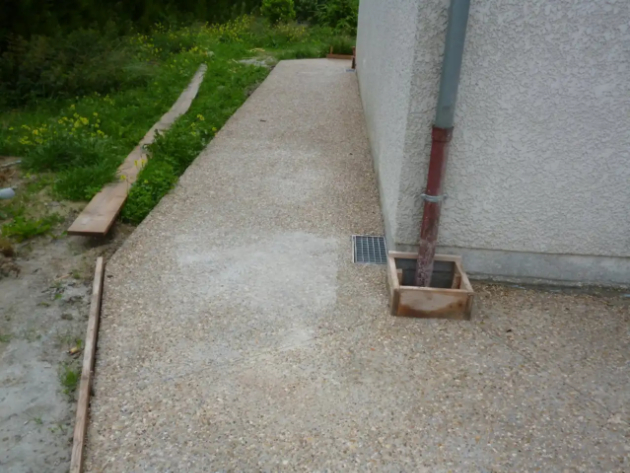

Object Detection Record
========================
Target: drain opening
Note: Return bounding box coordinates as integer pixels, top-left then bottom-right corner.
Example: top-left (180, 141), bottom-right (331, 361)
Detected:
top-left (352, 235), bottom-right (387, 264)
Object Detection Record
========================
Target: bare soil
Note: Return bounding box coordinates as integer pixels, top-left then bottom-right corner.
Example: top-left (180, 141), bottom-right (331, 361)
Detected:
top-left (0, 211), bottom-right (132, 472)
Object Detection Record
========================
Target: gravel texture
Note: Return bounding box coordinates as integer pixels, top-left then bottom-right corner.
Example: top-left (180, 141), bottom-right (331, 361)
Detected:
top-left (85, 59), bottom-right (630, 471)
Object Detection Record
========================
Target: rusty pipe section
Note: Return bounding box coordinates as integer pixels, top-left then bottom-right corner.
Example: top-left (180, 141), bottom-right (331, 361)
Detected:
top-left (414, 127), bottom-right (453, 286)
top-left (415, 0), bottom-right (470, 287)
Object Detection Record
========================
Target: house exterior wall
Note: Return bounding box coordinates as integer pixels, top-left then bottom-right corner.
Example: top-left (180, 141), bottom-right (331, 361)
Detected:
top-left (357, 0), bottom-right (630, 284)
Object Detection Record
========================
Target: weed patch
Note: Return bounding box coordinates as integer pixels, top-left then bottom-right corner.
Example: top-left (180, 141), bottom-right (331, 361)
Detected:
top-left (122, 55), bottom-right (269, 224)
top-left (58, 363), bottom-right (80, 396)
top-left (1, 214), bottom-right (63, 241)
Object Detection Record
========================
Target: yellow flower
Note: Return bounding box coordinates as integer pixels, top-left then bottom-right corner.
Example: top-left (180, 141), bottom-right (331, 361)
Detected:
top-left (80, 117), bottom-right (89, 125)
top-left (93, 112), bottom-right (98, 117)
top-left (120, 175), bottom-right (127, 181)
top-left (70, 104), bottom-right (75, 110)
top-left (196, 114), bottom-right (205, 121)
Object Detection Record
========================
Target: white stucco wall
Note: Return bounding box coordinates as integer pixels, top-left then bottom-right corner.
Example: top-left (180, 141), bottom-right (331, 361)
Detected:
top-left (355, 0), bottom-right (421, 247)
top-left (357, 0), bottom-right (630, 284)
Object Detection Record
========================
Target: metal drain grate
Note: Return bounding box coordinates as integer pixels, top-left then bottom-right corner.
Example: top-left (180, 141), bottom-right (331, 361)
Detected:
top-left (352, 235), bottom-right (387, 264)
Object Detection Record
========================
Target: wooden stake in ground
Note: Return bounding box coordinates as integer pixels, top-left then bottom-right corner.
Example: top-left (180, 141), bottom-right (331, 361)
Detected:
top-left (69, 257), bottom-right (105, 473)
top-left (67, 64), bottom-right (207, 236)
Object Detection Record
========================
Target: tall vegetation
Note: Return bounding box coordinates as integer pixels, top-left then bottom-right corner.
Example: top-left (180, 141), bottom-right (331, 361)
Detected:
top-left (0, 1), bottom-right (359, 239)
top-left (0, 0), bottom-right (261, 46)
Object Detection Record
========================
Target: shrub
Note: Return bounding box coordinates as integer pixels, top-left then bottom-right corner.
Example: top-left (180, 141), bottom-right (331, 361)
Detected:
top-left (294, 0), bottom-right (326, 22)
top-left (317, 0), bottom-right (358, 34)
top-left (261, 0), bottom-right (296, 24)
top-left (0, 27), bottom-right (153, 106)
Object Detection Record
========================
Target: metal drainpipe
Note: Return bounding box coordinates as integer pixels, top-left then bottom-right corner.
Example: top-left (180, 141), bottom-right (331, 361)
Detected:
top-left (415, 0), bottom-right (471, 287)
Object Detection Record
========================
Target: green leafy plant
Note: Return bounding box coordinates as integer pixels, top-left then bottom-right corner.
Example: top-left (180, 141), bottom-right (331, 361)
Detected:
top-left (261, 0), bottom-right (296, 24)
top-left (1, 214), bottom-right (63, 241)
top-left (121, 160), bottom-right (178, 224)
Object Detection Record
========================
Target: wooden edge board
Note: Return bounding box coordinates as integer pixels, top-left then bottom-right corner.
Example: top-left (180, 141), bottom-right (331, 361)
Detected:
top-left (455, 260), bottom-right (474, 292)
top-left (70, 257), bottom-right (105, 473)
top-left (326, 54), bottom-right (354, 59)
top-left (68, 64), bottom-right (207, 236)
top-left (387, 253), bottom-right (400, 288)
top-left (387, 251), bottom-right (463, 264)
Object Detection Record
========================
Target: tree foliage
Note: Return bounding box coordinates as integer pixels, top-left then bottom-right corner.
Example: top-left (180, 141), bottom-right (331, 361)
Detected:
top-left (0, 0), bottom-right (262, 51)
top-left (261, 0), bottom-right (296, 24)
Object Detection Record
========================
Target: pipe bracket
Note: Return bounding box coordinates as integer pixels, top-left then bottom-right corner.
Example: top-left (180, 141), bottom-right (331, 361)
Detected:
top-left (421, 193), bottom-right (447, 203)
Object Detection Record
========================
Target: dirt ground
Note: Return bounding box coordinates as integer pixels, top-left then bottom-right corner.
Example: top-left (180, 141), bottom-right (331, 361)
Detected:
top-left (0, 191), bottom-right (132, 472)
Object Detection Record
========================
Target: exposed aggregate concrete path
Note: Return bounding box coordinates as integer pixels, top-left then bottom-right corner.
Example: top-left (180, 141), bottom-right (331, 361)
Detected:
top-left (85, 59), bottom-right (630, 472)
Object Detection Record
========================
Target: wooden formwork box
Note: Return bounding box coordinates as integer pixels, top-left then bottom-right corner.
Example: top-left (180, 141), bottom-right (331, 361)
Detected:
top-left (387, 252), bottom-right (474, 320)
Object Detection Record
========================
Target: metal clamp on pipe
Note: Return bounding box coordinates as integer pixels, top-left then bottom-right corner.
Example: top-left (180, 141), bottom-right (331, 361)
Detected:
top-left (420, 193), bottom-right (447, 203)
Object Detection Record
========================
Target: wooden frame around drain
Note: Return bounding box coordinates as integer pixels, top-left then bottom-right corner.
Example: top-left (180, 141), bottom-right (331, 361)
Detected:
top-left (387, 252), bottom-right (474, 320)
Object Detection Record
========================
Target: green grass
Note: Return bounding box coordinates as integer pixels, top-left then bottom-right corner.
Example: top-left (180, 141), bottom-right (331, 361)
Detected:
top-left (1, 214), bottom-right (64, 242)
top-left (329, 35), bottom-right (354, 55)
top-left (0, 16), bottom-right (355, 237)
top-left (59, 363), bottom-right (80, 396)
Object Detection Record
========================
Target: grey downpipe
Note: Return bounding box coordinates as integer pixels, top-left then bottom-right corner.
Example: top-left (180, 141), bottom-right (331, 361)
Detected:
top-left (415, 0), bottom-right (471, 287)
top-left (434, 0), bottom-right (471, 129)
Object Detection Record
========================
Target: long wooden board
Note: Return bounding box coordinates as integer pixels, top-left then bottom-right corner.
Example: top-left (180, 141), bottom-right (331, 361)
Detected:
top-left (69, 256), bottom-right (105, 473)
top-left (68, 64), bottom-right (207, 236)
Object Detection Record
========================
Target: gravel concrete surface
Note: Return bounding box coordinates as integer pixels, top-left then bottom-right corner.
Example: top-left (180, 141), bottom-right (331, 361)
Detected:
top-left (85, 59), bottom-right (630, 472)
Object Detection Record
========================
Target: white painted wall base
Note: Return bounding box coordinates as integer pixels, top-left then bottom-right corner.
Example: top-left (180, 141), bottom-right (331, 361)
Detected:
top-left (393, 243), bottom-right (630, 286)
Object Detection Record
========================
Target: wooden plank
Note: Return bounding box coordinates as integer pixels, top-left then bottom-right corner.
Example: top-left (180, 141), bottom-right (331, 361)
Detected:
top-left (387, 251), bottom-right (463, 264)
top-left (69, 257), bottom-right (105, 473)
top-left (398, 286), bottom-right (469, 319)
top-left (68, 64), bottom-right (207, 236)
top-left (455, 259), bottom-right (474, 292)
top-left (386, 253), bottom-right (401, 315)
top-left (326, 53), bottom-right (354, 60)
top-left (451, 263), bottom-right (462, 289)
